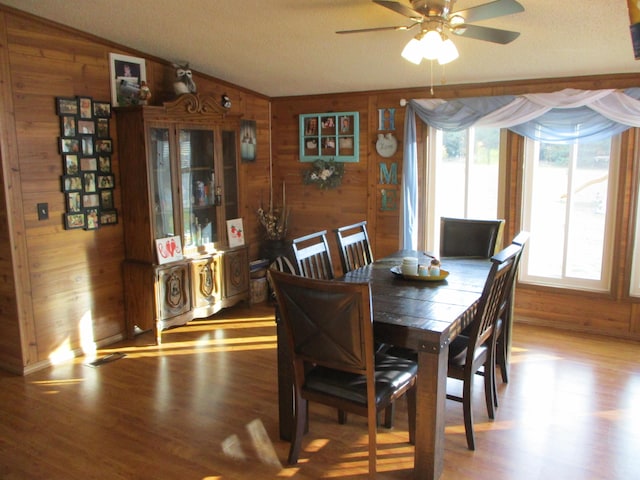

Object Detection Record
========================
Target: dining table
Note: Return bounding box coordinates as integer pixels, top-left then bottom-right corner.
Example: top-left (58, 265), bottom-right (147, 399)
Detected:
top-left (275, 250), bottom-right (492, 480)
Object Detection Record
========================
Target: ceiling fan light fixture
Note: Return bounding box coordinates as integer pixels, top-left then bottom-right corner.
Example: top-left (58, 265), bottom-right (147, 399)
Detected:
top-left (449, 14), bottom-right (465, 26)
top-left (401, 37), bottom-right (424, 64)
top-left (437, 38), bottom-right (459, 64)
top-left (420, 30), bottom-right (444, 60)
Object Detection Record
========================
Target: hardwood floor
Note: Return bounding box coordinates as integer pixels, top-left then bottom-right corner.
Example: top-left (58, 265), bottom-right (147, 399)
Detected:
top-left (0, 302), bottom-right (638, 479)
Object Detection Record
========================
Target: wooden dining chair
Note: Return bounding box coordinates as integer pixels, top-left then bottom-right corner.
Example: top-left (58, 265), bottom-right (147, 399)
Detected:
top-left (268, 269), bottom-right (417, 477)
top-left (291, 230), bottom-right (335, 280)
top-left (334, 220), bottom-right (374, 274)
top-left (446, 242), bottom-right (522, 450)
top-left (494, 231), bottom-right (529, 399)
top-left (440, 217), bottom-right (505, 258)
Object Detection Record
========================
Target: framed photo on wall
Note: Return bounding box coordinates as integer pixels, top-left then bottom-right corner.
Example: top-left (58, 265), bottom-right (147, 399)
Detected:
top-left (56, 95), bottom-right (117, 231)
top-left (240, 120), bottom-right (257, 162)
top-left (109, 53), bottom-right (146, 107)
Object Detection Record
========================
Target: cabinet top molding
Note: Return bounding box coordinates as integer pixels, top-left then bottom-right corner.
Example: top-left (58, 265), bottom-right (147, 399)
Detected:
top-left (164, 93), bottom-right (231, 119)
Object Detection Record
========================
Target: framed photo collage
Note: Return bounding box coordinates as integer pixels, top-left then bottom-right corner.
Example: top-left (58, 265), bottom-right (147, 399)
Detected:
top-left (57, 96), bottom-right (118, 230)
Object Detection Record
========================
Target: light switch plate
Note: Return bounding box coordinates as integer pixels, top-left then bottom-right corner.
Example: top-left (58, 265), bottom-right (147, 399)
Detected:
top-left (37, 203), bottom-right (48, 220)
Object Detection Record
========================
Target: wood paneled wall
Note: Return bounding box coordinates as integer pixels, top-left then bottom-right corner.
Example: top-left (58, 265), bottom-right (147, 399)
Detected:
top-left (0, 6), bottom-right (270, 374)
top-left (0, 6), bottom-right (637, 376)
top-left (271, 75), bottom-right (640, 341)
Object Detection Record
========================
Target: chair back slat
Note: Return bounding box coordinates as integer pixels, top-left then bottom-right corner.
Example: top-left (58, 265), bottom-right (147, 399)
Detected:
top-left (291, 230), bottom-right (335, 280)
top-left (440, 217), bottom-right (505, 258)
top-left (334, 221), bottom-right (374, 274)
top-left (466, 243), bottom-right (522, 360)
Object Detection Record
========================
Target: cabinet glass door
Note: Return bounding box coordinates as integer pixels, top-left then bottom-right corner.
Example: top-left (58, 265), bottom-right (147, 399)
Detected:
top-left (149, 127), bottom-right (176, 239)
top-left (179, 128), bottom-right (218, 248)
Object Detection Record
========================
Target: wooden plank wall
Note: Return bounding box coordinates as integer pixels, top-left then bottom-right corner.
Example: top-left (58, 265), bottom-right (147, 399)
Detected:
top-left (271, 76), bottom-right (640, 341)
top-left (0, 6), bottom-right (637, 376)
top-left (0, 6), bottom-right (270, 374)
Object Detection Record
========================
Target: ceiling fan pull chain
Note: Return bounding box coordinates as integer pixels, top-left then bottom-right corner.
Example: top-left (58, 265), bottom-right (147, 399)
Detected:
top-left (430, 60), bottom-right (434, 96)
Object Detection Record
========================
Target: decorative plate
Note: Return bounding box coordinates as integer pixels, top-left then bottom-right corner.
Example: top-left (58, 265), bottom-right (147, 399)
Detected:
top-left (376, 133), bottom-right (398, 158)
top-left (390, 265), bottom-right (450, 281)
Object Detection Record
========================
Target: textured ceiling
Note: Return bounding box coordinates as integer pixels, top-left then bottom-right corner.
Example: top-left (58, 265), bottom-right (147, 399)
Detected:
top-left (2, 0), bottom-right (639, 97)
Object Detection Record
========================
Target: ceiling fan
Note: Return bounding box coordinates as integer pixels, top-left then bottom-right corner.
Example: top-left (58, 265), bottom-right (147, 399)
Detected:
top-left (337, 0), bottom-right (525, 57)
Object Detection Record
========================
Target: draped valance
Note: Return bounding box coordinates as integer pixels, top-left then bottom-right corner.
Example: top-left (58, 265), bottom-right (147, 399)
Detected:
top-left (401, 88), bottom-right (640, 249)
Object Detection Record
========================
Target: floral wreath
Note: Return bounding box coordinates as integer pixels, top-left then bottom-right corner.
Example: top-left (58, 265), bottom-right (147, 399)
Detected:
top-left (302, 159), bottom-right (344, 189)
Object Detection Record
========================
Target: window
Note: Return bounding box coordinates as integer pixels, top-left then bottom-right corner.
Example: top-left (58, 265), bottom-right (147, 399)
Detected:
top-left (520, 136), bottom-right (619, 291)
top-left (629, 131), bottom-right (640, 297)
top-left (420, 126), bottom-right (504, 253)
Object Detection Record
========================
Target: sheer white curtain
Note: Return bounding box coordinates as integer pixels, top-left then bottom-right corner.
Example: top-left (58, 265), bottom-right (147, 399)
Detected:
top-left (402, 88), bottom-right (640, 249)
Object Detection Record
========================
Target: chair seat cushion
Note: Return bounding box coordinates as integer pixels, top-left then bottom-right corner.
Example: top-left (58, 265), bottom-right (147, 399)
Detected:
top-left (303, 353), bottom-right (417, 405)
top-left (448, 334), bottom-right (470, 364)
top-left (448, 334), bottom-right (489, 368)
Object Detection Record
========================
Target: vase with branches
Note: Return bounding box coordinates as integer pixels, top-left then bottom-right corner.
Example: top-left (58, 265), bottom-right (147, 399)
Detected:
top-left (257, 180), bottom-right (290, 241)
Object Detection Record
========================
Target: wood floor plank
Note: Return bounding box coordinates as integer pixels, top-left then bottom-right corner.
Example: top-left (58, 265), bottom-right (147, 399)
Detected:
top-left (0, 302), bottom-right (638, 479)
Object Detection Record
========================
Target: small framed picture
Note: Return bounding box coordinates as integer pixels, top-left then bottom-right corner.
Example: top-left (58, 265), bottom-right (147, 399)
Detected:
top-left (62, 175), bottom-right (82, 192)
top-left (56, 97), bottom-right (78, 115)
top-left (98, 174), bottom-right (114, 189)
top-left (66, 192), bottom-right (82, 213)
top-left (85, 208), bottom-right (99, 230)
top-left (109, 52), bottom-right (146, 107)
top-left (65, 212), bottom-right (85, 230)
top-left (100, 210), bottom-right (118, 225)
top-left (78, 119), bottom-right (95, 134)
top-left (155, 235), bottom-right (183, 264)
top-left (95, 138), bottom-right (112, 154)
top-left (60, 138), bottom-right (80, 153)
top-left (98, 156), bottom-right (111, 173)
top-left (321, 116), bottom-right (336, 132)
top-left (80, 157), bottom-right (97, 171)
top-left (340, 115), bottom-right (352, 133)
top-left (64, 154), bottom-right (79, 175)
top-left (83, 193), bottom-right (99, 208)
top-left (93, 101), bottom-right (111, 118)
top-left (83, 172), bottom-right (97, 193)
top-left (81, 135), bottom-right (94, 155)
top-left (96, 118), bottom-right (109, 138)
top-left (240, 119), bottom-right (257, 162)
top-left (79, 97), bottom-right (93, 119)
top-left (100, 189), bottom-right (114, 209)
top-left (60, 116), bottom-right (76, 137)
top-left (305, 117), bottom-right (318, 135)
top-left (226, 218), bottom-right (245, 247)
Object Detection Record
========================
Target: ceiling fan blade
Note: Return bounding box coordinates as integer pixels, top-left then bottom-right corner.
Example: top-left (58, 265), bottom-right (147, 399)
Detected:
top-left (454, 0), bottom-right (524, 23)
top-left (336, 24), bottom-right (414, 34)
top-left (453, 24), bottom-right (520, 44)
top-left (373, 1), bottom-right (423, 21)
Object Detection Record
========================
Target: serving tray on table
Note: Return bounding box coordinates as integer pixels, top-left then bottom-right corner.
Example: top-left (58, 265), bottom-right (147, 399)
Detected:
top-left (390, 265), bottom-right (449, 281)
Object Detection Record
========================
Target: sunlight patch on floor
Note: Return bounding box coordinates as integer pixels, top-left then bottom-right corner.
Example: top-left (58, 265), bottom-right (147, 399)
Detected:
top-left (163, 319), bottom-right (276, 333)
top-left (92, 334), bottom-right (277, 360)
top-left (247, 418), bottom-right (283, 469)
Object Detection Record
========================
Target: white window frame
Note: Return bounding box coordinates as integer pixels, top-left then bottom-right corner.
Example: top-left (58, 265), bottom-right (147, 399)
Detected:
top-left (629, 132), bottom-right (640, 297)
top-left (419, 126), bottom-right (507, 253)
top-left (520, 136), bottom-right (620, 292)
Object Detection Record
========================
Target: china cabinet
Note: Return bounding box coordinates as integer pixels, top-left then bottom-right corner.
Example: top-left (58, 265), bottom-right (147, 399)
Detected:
top-left (116, 94), bottom-right (249, 342)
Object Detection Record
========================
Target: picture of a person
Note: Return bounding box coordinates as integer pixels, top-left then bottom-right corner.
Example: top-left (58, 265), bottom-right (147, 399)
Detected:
top-left (341, 116), bottom-right (350, 133)
top-left (306, 118), bottom-right (317, 135)
top-left (63, 117), bottom-right (75, 136)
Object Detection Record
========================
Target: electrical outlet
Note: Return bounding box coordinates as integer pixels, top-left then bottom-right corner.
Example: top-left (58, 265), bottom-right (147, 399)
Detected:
top-left (37, 203), bottom-right (48, 220)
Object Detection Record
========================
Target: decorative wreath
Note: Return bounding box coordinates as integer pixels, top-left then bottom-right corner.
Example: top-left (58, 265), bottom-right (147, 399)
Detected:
top-left (302, 159), bottom-right (344, 189)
